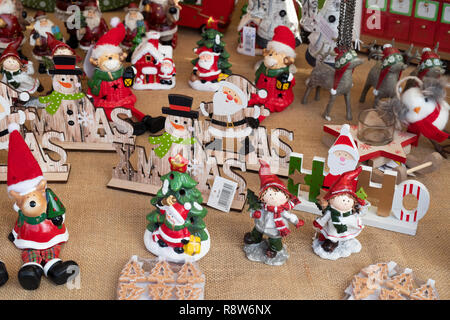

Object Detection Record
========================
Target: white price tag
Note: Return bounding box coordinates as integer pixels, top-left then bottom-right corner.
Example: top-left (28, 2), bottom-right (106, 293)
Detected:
top-left (242, 26), bottom-right (256, 56)
top-left (207, 176), bottom-right (238, 213)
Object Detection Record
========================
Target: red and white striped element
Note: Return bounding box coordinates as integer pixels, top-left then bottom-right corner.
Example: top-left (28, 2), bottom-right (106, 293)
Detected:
top-left (392, 180), bottom-right (430, 223)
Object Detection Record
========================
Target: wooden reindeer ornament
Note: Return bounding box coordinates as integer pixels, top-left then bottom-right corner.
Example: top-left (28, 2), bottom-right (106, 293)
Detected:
top-left (6, 123), bottom-right (79, 290)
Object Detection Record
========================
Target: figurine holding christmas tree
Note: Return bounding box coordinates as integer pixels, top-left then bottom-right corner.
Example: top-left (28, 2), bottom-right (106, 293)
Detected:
top-left (144, 154), bottom-right (210, 263)
top-left (189, 17), bottom-right (232, 92)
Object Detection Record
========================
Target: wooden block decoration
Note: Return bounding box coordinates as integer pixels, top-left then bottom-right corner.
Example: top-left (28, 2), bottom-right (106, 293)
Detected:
top-left (351, 276), bottom-right (375, 300)
top-left (116, 256), bottom-right (205, 300)
top-left (379, 288), bottom-right (406, 300)
top-left (25, 103), bottom-right (135, 151)
top-left (288, 153), bottom-right (304, 196)
top-left (385, 272), bottom-right (415, 296)
top-left (410, 284), bottom-right (438, 300)
top-left (392, 180), bottom-right (430, 224)
top-left (304, 158), bottom-right (325, 203)
top-left (357, 165), bottom-right (397, 217)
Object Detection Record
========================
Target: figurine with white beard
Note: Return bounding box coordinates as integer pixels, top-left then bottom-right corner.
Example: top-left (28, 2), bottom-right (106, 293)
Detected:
top-left (323, 124), bottom-right (359, 190)
top-left (122, 3), bottom-right (145, 51)
top-left (78, 1), bottom-right (109, 51)
top-left (200, 81), bottom-right (263, 155)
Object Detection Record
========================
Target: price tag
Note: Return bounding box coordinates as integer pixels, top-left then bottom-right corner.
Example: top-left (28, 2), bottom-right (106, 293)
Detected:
top-left (242, 26), bottom-right (256, 56)
top-left (207, 176), bottom-right (238, 213)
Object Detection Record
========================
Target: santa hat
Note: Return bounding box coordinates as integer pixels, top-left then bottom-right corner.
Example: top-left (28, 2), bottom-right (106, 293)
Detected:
top-left (374, 44), bottom-right (403, 96)
top-left (165, 202), bottom-right (191, 225)
top-left (126, 2), bottom-right (140, 11)
top-left (33, 10), bottom-right (47, 21)
top-left (85, 1), bottom-right (99, 10)
top-left (258, 160), bottom-right (293, 199)
top-left (331, 47), bottom-right (357, 95)
top-left (418, 48), bottom-right (442, 79)
top-left (91, 17), bottom-right (124, 59)
top-left (7, 123), bottom-right (44, 195)
top-left (323, 166), bottom-right (365, 205)
top-left (267, 26), bottom-right (296, 58)
top-left (328, 124), bottom-right (359, 161)
top-left (0, 38), bottom-right (26, 65)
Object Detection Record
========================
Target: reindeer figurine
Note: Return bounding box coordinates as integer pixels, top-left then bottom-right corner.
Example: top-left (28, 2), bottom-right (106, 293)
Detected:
top-left (404, 43), bottom-right (445, 91)
top-left (302, 47), bottom-right (364, 121)
top-left (6, 123), bottom-right (79, 290)
top-left (359, 40), bottom-right (412, 106)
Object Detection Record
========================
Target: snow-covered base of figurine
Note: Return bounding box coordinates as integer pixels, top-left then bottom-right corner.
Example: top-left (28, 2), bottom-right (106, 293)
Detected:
top-left (312, 238), bottom-right (361, 261)
top-left (243, 240), bottom-right (289, 266)
top-left (132, 79), bottom-right (176, 90)
top-left (188, 80), bottom-right (220, 92)
top-left (144, 229), bottom-right (211, 263)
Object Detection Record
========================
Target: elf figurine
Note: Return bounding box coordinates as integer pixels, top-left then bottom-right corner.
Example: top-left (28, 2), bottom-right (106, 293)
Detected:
top-left (87, 18), bottom-right (165, 135)
top-left (0, 39), bottom-right (43, 94)
top-left (6, 123), bottom-right (79, 290)
top-left (29, 11), bottom-right (63, 74)
top-left (312, 166), bottom-right (365, 260)
top-left (244, 160), bottom-right (303, 266)
top-left (251, 25), bottom-right (297, 121)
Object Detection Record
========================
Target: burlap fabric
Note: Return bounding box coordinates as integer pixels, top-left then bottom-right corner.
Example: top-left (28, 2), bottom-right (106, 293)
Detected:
top-left (0, 1), bottom-right (448, 299)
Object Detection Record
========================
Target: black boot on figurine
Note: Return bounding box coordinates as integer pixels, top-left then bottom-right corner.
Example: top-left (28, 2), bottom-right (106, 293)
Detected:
top-left (37, 84), bottom-right (44, 93)
top-left (66, 34), bottom-right (79, 49)
top-left (131, 121), bottom-right (148, 136)
top-left (157, 239), bottom-right (168, 248)
top-left (174, 247), bottom-right (184, 254)
top-left (0, 261), bottom-right (8, 287)
top-left (265, 248), bottom-right (278, 259)
top-left (46, 260), bottom-right (79, 286)
top-left (142, 115), bottom-right (166, 134)
top-left (321, 239), bottom-right (339, 253)
top-left (18, 264), bottom-right (44, 290)
top-left (243, 232), bottom-right (260, 245)
top-left (38, 63), bottom-right (46, 74)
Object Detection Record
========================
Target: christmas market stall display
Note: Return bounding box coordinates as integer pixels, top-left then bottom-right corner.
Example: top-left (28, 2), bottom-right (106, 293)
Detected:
top-left (86, 18), bottom-right (166, 136)
top-left (244, 160), bottom-right (304, 266)
top-left (189, 17), bottom-right (232, 92)
top-left (345, 261), bottom-right (439, 300)
top-left (5, 123), bottom-right (79, 290)
top-left (144, 154), bottom-right (210, 263)
top-left (117, 255), bottom-right (205, 300)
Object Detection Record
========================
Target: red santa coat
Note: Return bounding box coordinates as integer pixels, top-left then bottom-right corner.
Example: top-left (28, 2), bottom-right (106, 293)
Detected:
top-left (12, 212), bottom-right (68, 250)
top-left (122, 26), bottom-right (139, 49)
top-left (0, 14), bottom-right (23, 49)
top-left (194, 56), bottom-right (221, 82)
top-left (144, 2), bottom-right (176, 36)
top-left (158, 58), bottom-right (175, 80)
top-left (30, 30), bottom-right (51, 58)
top-left (153, 224), bottom-right (190, 248)
top-left (79, 19), bottom-right (109, 49)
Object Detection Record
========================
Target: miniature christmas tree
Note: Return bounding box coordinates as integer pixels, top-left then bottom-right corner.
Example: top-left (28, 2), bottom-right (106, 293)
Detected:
top-left (147, 155), bottom-right (208, 242)
top-left (130, 20), bottom-right (147, 52)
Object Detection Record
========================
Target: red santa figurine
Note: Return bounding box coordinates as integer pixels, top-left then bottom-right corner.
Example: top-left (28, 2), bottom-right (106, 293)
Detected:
top-left (122, 2), bottom-right (145, 51)
top-left (152, 195), bottom-right (192, 254)
top-left (0, 0), bottom-right (24, 53)
top-left (30, 11), bottom-right (63, 74)
top-left (6, 123), bottom-right (79, 290)
top-left (78, 1), bottom-right (109, 51)
top-left (189, 46), bottom-right (222, 91)
top-left (87, 18), bottom-right (165, 135)
top-left (251, 25), bottom-right (297, 121)
top-left (158, 57), bottom-right (176, 85)
top-left (323, 124), bottom-right (359, 190)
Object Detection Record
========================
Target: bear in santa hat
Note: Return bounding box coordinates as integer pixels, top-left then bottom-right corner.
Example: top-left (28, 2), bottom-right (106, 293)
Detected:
top-left (323, 124), bottom-right (359, 190)
top-left (252, 25), bottom-right (297, 119)
top-left (87, 18), bottom-right (165, 136)
top-left (0, 38), bottom-right (43, 94)
top-left (6, 123), bottom-right (79, 290)
top-left (313, 167), bottom-right (365, 260)
top-left (244, 160), bottom-right (303, 264)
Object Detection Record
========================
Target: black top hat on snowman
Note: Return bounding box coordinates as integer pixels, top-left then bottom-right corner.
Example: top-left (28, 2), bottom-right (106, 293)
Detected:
top-left (162, 94), bottom-right (199, 119)
top-left (49, 55), bottom-right (83, 75)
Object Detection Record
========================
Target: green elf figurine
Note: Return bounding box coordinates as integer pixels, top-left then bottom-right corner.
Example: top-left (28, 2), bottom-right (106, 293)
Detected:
top-left (149, 94), bottom-right (198, 159)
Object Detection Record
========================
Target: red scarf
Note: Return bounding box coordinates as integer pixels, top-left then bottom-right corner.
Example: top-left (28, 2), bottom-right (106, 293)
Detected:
top-left (264, 198), bottom-right (300, 237)
top-left (407, 103), bottom-right (449, 143)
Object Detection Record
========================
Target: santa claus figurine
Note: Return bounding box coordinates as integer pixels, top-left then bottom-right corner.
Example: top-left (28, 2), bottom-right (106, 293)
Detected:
top-left (200, 80), bottom-right (264, 155)
top-left (251, 25), bottom-right (297, 120)
top-left (323, 124), bottom-right (359, 190)
top-left (139, 0), bottom-right (181, 48)
top-left (158, 57), bottom-right (176, 86)
top-left (122, 2), bottom-right (145, 51)
top-left (312, 167), bottom-right (365, 260)
top-left (244, 160), bottom-right (303, 265)
top-left (0, 39), bottom-right (43, 94)
top-left (87, 18), bottom-right (165, 135)
top-left (0, 0), bottom-right (26, 53)
top-left (78, 2), bottom-right (109, 51)
top-left (30, 11), bottom-right (63, 74)
top-left (6, 123), bottom-right (79, 290)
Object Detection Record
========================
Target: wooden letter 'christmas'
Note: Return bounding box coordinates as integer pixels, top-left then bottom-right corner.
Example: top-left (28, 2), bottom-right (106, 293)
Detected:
top-left (26, 55), bottom-right (135, 151)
